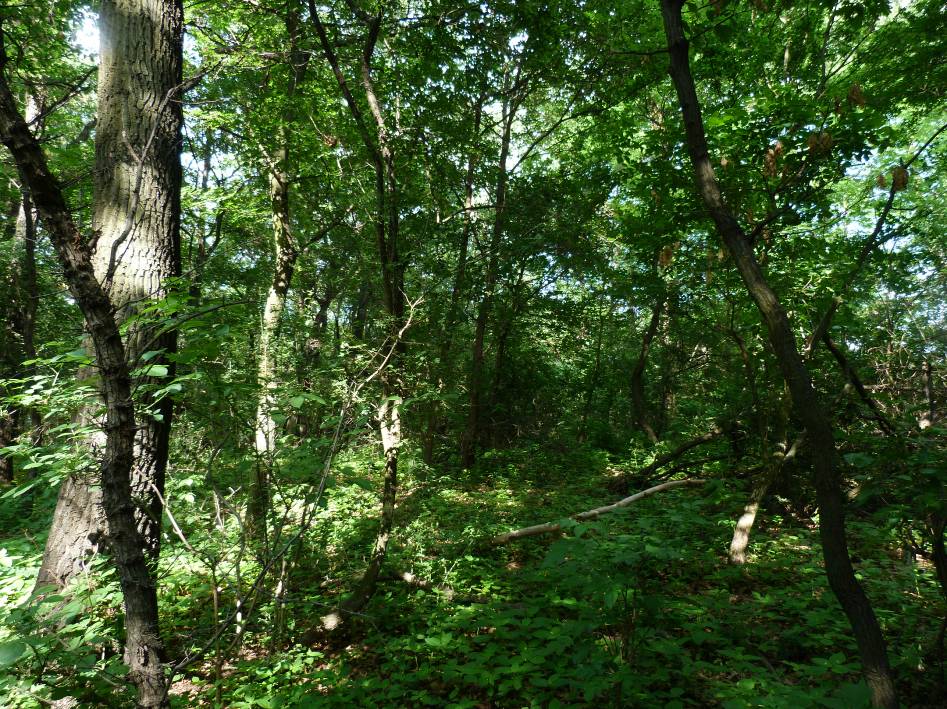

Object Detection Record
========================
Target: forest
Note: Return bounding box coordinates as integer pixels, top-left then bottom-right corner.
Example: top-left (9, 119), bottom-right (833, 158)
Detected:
top-left (0, 0), bottom-right (944, 707)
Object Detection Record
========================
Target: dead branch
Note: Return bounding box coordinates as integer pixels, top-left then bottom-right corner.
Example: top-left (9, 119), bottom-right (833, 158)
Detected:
top-left (489, 478), bottom-right (706, 546)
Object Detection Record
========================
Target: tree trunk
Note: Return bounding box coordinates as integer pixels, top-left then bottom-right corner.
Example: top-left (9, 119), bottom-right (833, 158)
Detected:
top-left (580, 296), bottom-right (610, 442)
top-left (0, 407), bottom-right (14, 484)
top-left (659, 2), bottom-right (897, 705)
top-left (250, 9), bottom-right (308, 529)
top-left (1, 94), bottom-right (43, 484)
top-left (16, 188), bottom-right (41, 438)
top-left (0, 36), bottom-right (171, 707)
top-left (921, 359), bottom-right (936, 430)
top-left (309, 3), bottom-right (406, 617)
top-left (486, 261), bottom-right (528, 446)
top-left (250, 227), bottom-right (297, 528)
top-left (631, 288), bottom-right (665, 443)
top-left (729, 433), bottom-right (804, 564)
top-left (461, 83), bottom-right (518, 467)
top-left (35, 0), bottom-right (183, 593)
top-left (423, 94), bottom-right (484, 464)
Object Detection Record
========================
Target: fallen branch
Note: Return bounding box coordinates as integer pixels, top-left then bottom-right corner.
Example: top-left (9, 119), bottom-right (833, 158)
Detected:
top-left (489, 479), bottom-right (706, 545)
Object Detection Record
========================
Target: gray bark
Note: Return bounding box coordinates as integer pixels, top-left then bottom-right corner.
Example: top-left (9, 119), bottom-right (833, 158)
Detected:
top-left (0, 26), bottom-right (171, 705)
top-left (36, 0), bottom-right (184, 592)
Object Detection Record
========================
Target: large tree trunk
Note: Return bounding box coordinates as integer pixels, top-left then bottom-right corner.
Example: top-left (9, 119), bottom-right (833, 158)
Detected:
top-left (35, 0), bottom-right (183, 592)
top-left (659, 2), bottom-right (897, 706)
top-left (0, 37), bottom-right (170, 708)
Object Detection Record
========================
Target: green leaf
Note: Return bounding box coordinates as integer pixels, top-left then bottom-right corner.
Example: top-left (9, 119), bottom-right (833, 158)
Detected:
top-left (0, 640), bottom-right (27, 666)
top-left (133, 364), bottom-right (169, 378)
top-left (843, 452), bottom-right (873, 469)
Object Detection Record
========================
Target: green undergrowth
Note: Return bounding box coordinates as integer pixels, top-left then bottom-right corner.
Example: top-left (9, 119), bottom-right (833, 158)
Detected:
top-left (0, 444), bottom-right (943, 707)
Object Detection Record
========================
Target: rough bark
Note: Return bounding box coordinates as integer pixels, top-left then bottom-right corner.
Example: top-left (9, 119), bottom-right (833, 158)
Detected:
top-left (659, 2), bottom-right (897, 705)
top-left (36, 0), bottom-right (184, 591)
top-left (0, 34), bottom-right (169, 707)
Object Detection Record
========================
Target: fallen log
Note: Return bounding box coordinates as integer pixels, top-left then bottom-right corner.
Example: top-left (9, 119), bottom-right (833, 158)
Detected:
top-left (489, 478), bottom-right (706, 545)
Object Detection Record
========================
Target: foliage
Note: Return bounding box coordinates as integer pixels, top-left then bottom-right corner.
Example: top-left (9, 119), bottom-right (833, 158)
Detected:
top-left (0, 0), bottom-right (945, 706)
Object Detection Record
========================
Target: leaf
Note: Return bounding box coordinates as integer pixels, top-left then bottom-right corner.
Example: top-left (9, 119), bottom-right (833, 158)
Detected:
top-left (0, 640), bottom-right (27, 666)
top-left (833, 680), bottom-right (871, 706)
top-left (843, 452), bottom-right (873, 469)
top-left (542, 539), bottom-right (572, 568)
top-left (133, 364), bottom-right (169, 378)
top-left (290, 396), bottom-right (305, 408)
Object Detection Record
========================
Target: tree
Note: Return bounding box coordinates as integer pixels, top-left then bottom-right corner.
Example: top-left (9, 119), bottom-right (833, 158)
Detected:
top-left (35, 0), bottom-right (184, 591)
top-left (0, 21), bottom-right (171, 707)
top-left (658, 1), bottom-right (897, 705)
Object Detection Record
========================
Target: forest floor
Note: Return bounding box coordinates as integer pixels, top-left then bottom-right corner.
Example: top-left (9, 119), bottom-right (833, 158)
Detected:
top-left (1, 443), bottom-right (943, 708)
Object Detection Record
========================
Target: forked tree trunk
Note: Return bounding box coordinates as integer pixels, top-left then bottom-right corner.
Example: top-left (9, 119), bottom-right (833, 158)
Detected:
top-left (659, 2), bottom-right (897, 705)
top-left (36, 0), bottom-right (183, 592)
top-left (0, 38), bottom-right (170, 708)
